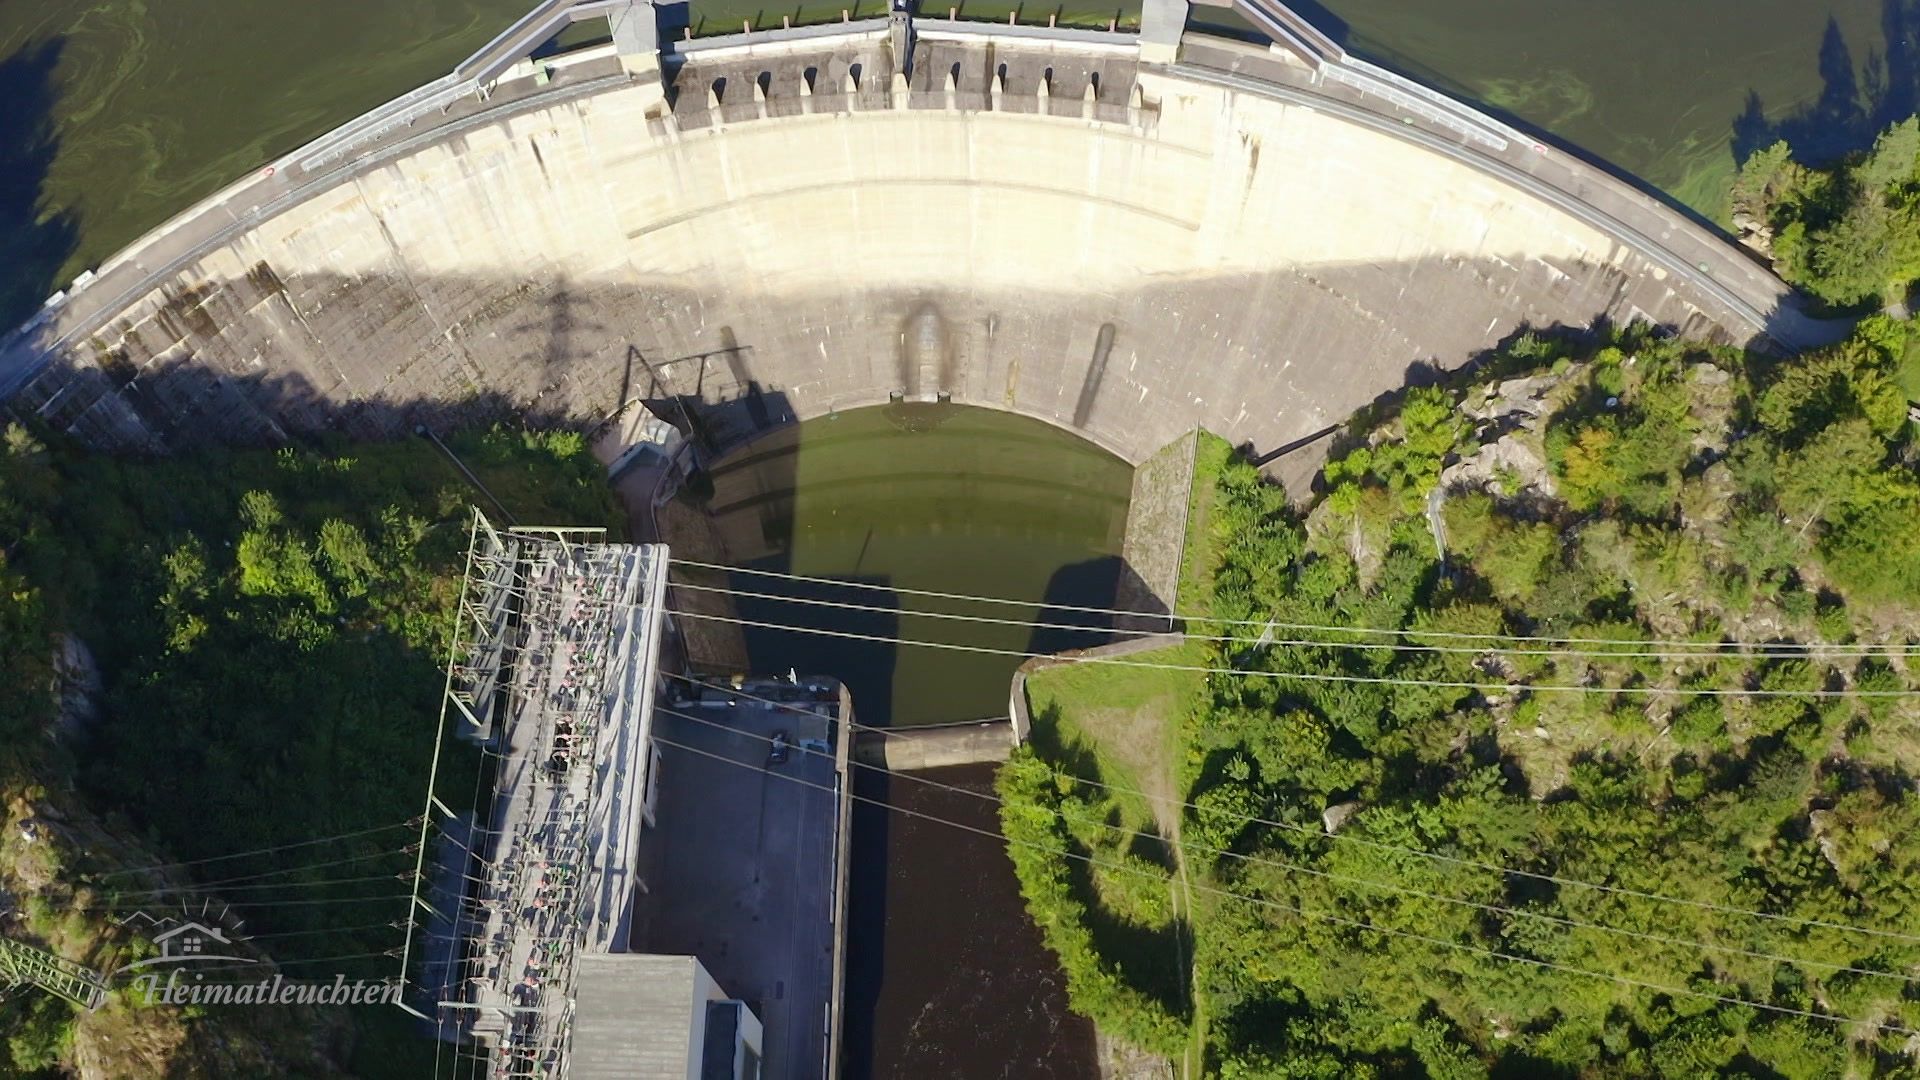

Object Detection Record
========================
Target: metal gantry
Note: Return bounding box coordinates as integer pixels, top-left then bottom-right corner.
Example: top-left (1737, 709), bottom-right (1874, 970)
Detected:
top-left (0, 937), bottom-right (109, 1011)
top-left (405, 510), bottom-right (662, 1079)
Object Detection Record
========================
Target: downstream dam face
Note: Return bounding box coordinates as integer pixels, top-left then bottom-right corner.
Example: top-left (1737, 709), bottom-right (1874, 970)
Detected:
top-left (0, 5), bottom-right (1806, 471)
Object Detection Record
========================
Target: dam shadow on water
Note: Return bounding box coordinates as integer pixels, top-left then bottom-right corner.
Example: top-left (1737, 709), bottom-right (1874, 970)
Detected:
top-left (0, 35), bottom-right (79, 331)
top-left (690, 402), bottom-right (1135, 1078)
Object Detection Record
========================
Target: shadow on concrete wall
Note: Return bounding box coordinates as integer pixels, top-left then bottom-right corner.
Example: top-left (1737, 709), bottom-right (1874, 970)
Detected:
top-left (3, 244), bottom-right (1784, 466)
top-left (0, 37), bottom-right (79, 331)
top-left (1731, 0), bottom-right (1920, 168)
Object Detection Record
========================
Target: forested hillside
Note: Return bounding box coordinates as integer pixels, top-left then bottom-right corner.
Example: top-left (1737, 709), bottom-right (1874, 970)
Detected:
top-left (1005, 320), bottom-right (1920, 1078)
top-left (0, 425), bottom-right (615, 1078)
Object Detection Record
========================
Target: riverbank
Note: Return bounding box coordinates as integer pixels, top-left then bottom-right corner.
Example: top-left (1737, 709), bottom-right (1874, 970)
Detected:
top-left (1005, 433), bottom-right (1231, 1077)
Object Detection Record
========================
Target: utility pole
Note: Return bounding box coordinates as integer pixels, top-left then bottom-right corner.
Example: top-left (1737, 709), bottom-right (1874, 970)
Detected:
top-left (0, 938), bottom-right (109, 1011)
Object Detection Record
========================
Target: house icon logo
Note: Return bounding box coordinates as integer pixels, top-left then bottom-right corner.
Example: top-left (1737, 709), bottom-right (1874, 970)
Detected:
top-left (115, 908), bottom-right (257, 973)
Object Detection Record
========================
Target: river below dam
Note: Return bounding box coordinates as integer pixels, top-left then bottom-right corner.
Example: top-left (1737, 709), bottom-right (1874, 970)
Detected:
top-left (2, 0), bottom-right (1913, 323)
top-left (686, 404), bottom-right (1133, 1075)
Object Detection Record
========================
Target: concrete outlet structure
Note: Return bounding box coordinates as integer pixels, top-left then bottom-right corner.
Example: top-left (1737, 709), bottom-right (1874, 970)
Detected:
top-left (0, 0), bottom-right (1816, 478)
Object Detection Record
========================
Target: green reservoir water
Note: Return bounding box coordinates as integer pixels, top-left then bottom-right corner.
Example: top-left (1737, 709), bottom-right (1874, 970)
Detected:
top-left (0, 0), bottom-right (1913, 322)
top-left (1312, 0), bottom-right (1906, 215)
top-left (698, 404), bottom-right (1133, 726)
top-left (692, 404), bottom-right (1133, 1076)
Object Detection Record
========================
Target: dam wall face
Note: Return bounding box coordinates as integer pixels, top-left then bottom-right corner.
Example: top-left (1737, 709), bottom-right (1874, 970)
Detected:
top-left (1, 31), bottom-right (1771, 466)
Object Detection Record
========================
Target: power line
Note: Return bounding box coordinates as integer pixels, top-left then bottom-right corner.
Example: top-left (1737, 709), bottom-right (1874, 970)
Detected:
top-left (244, 921), bottom-right (405, 941)
top-left (655, 699), bottom-right (1920, 982)
top-left (488, 570), bottom-right (1918, 699)
top-left (642, 722), bottom-right (1919, 1037)
top-left (666, 577), bottom-right (1915, 662)
top-left (485, 571), bottom-right (1918, 698)
top-left (79, 894), bottom-right (415, 914)
top-left (102, 871), bottom-right (408, 901)
top-left (99, 845), bottom-right (415, 898)
top-left (174, 947), bottom-right (405, 978)
top-left (668, 608), bottom-right (1920, 698)
top-left (668, 672), bottom-right (1920, 947)
top-left (667, 557), bottom-right (1920, 655)
top-left (95, 821), bottom-right (417, 880)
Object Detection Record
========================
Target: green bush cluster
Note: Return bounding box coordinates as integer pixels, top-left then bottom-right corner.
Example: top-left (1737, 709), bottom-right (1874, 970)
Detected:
top-left (998, 751), bottom-right (1189, 1056)
top-left (1323, 387), bottom-right (1466, 513)
top-left (1734, 118), bottom-right (1920, 308)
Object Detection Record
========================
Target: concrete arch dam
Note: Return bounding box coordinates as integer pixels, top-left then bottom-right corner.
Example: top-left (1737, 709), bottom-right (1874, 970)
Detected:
top-left (0, 11), bottom-right (1811, 468)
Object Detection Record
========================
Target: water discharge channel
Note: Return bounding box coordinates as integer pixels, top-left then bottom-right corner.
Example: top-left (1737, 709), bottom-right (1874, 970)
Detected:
top-left (684, 404), bottom-right (1134, 1075)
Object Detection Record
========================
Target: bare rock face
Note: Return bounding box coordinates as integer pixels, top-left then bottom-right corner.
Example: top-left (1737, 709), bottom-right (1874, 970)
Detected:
top-left (1442, 373), bottom-right (1564, 498)
top-left (51, 633), bottom-right (104, 741)
top-left (1441, 434), bottom-right (1556, 499)
top-left (1686, 362), bottom-right (1737, 452)
top-left (1465, 374), bottom-right (1560, 424)
top-left (1322, 800), bottom-right (1362, 835)
top-left (1731, 209), bottom-right (1775, 257)
top-left (1096, 1028), bottom-right (1175, 1080)
top-left (1807, 808), bottom-right (1844, 875)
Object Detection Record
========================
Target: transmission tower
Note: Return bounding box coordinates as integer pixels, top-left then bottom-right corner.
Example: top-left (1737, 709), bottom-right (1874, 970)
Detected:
top-left (0, 937), bottom-right (109, 1011)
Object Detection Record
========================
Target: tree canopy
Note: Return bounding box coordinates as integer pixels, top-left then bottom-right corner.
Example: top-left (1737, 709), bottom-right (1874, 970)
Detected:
top-left (1735, 118), bottom-right (1920, 309)
top-left (1005, 323), bottom-right (1920, 1078)
top-left (0, 423), bottom-right (616, 1078)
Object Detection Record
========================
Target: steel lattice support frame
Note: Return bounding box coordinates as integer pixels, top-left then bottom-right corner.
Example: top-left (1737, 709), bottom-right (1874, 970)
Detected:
top-left (401, 509), bottom-right (665, 1079)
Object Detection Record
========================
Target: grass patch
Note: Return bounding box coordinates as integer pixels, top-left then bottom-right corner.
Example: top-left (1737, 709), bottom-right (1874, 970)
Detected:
top-left (1025, 644), bottom-right (1203, 830)
top-left (1175, 433), bottom-right (1234, 622)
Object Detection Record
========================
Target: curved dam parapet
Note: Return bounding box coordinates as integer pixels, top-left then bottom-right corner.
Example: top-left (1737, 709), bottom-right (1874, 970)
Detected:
top-left (0, 3), bottom-right (1816, 469)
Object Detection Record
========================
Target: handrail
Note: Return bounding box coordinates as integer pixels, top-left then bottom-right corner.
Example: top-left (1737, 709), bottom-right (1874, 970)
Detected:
top-left (297, 0), bottom-right (616, 172)
top-left (1324, 57), bottom-right (1519, 149)
top-left (1230, 0), bottom-right (1342, 66)
top-left (455, 0), bottom-right (575, 81)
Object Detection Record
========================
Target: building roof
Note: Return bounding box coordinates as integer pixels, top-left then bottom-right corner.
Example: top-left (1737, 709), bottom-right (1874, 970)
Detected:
top-left (570, 953), bottom-right (703, 1080)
